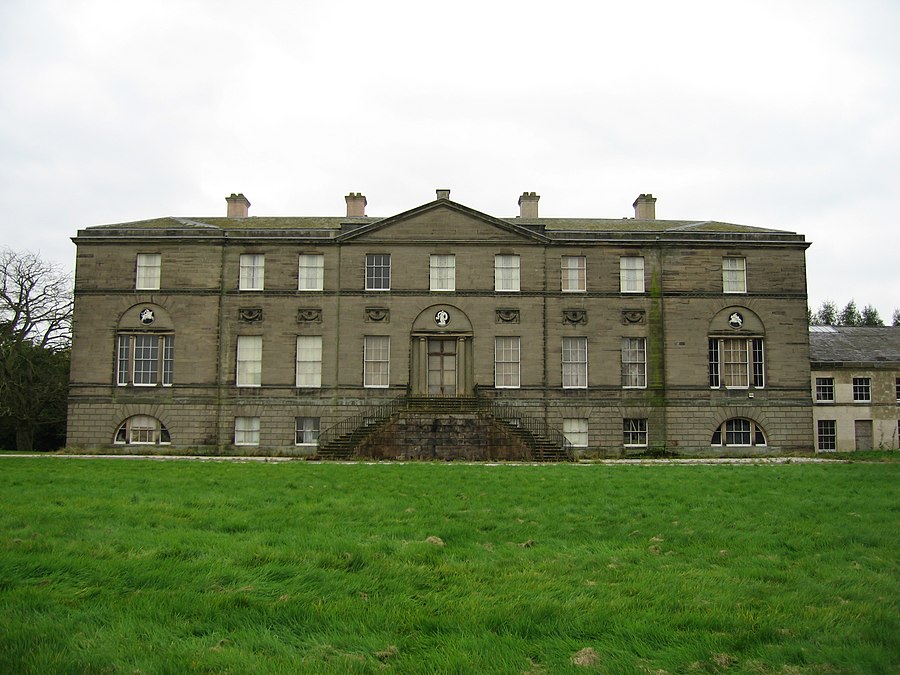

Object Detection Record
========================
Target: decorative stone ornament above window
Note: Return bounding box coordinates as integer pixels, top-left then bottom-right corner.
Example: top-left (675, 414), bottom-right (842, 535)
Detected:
top-left (621, 310), bottom-right (645, 325)
top-left (365, 307), bottom-right (390, 322)
top-left (708, 306), bottom-right (763, 335)
top-left (239, 308), bottom-right (263, 322)
top-left (563, 310), bottom-right (587, 325)
top-left (117, 303), bottom-right (174, 331)
top-left (496, 309), bottom-right (520, 324)
top-left (297, 308), bottom-right (322, 323)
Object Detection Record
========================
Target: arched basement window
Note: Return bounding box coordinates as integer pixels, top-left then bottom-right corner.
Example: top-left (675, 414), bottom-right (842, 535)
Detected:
top-left (114, 415), bottom-right (171, 445)
top-left (710, 418), bottom-right (766, 447)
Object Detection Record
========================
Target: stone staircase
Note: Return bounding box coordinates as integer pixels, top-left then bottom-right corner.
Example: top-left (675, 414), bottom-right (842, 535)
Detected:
top-left (315, 397), bottom-right (572, 462)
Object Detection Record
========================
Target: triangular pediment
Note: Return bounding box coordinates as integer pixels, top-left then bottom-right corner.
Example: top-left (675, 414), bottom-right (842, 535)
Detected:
top-left (338, 199), bottom-right (548, 243)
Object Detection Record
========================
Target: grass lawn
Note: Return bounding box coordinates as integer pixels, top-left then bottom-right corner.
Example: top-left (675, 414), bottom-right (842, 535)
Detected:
top-left (1, 459), bottom-right (897, 673)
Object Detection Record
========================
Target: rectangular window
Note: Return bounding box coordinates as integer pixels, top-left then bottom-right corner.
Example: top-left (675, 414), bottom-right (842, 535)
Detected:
top-left (563, 418), bottom-right (588, 447)
top-left (815, 377), bottom-right (835, 402)
top-left (817, 420), bottom-right (836, 451)
top-left (494, 255), bottom-right (520, 292)
top-left (295, 417), bottom-right (320, 446)
top-left (116, 334), bottom-right (174, 387)
top-left (234, 417), bottom-right (260, 446)
top-left (620, 256), bottom-right (645, 293)
top-left (364, 336), bottom-right (390, 387)
top-left (723, 257), bottom-right (747, 293)
top-left (725, 418), bottom-right (753, 446)
top-left (561, 256), bottom-right (586, 292)
top-left (561, 337), bottom-right (588, 388)
top-left (709, 337), bottom-right (764, 389)
top-left (494, 336), bottom-right (521, 388)
top-left (852, 377), bottom-right (871, 402)
top-left (366, 254), bottom-right (391, 290)
top-left (895, 378), bottom-right (900, 402)
top-left (135, 253), bottom-right (161, 290)
top-left (236, 335), bottom-right (262, 387)
top-left (239, 254), bottom-right (265, 291)
top-left (298, 254), bottom-right (324, 291)
top-left (623, 419), bottom-right (648, 447)
top-left (296, 336), bottom-right (322, 388)
top-left (430, 254), bottom-right (456, 291)
top-left (621, 337), bottom-right (647, 388)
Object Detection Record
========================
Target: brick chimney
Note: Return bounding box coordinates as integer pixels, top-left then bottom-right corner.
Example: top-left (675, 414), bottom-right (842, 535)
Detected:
top-left (226, 193), bottom-right (251, 218)
top-left (345, 192), bottom-right (367, 217)
top-left (518, 192), bottom-right (540, 218)
top-left (436, 189), bottom-right (451, 200)
top-left (633, 193), bottom-right (656, 220)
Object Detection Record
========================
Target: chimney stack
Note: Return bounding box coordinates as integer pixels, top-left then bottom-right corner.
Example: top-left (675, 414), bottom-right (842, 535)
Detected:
top-left (436, 189), bottom-right (451, 200)
top-left (345, 192), bottom-right (367, 217)
top-left (633, 193), bottom-right (656, 220)
top-left (226, 193), bottom-right (251, 218)
top-left (518, 191), bottom-right (540, 218)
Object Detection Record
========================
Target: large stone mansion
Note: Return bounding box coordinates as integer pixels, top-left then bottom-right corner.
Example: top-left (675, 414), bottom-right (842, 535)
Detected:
top-left (67, 190), bottom-right (815, 458)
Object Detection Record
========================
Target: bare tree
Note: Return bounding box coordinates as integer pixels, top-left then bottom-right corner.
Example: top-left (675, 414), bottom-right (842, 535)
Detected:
top-left (0, 248), bottom-right (73, 450)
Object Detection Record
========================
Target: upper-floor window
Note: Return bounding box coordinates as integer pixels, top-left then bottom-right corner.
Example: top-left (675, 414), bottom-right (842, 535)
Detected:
top-left (620, 256), bottom-right (645, 293)
top-left (709, 337), bottom-right (764, 389)
top-left (852, 377), bottom-right (871, 402)
top-left (621, 337), bottom-right (647, 388)
top-left (117, 334), bottom-right (173, 386)
top-left (722, 257), bottom-right (747, 293)
top-left (366, 254), bottom-right (391, 291)
top-left (236, 335), bottom-right (262, 387)
top-left (494, 255), bottom-right (520, 292)
top-left (298, 254), bottom-right (324, 291)
top-left (135, 254), bottom-right (161, 290)
top-left (364, 335), bottom-right (390, 387)
top-left (239, 254), bottom-right (265, 291)
top-left (430, 254), bottom-right (456, 291)
top-left (296, 336), bottom-right (322, 388)
top-left (895, 378), bottom-right (899, 402)
top-left (561, 256), bottom-right (586, 292)
top-left (562, 337), bottom-right (587, 388)
top-left (494, 336), bottom-right (521, 388)
top-left (815, 377), bottom-right (835, 402)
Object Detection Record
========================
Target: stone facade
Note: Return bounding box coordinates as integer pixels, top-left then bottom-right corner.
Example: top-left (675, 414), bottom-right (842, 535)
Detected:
top-left (67, 190), bottom-right (814, 456)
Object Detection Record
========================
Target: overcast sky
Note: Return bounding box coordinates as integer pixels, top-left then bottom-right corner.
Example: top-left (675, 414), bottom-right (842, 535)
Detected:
top-left (1, 0), bottom-right (897, 318)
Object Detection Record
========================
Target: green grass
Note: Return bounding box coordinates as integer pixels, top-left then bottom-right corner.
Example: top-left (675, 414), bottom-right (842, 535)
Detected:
top-left (1, 459), bottom-right (897, 673)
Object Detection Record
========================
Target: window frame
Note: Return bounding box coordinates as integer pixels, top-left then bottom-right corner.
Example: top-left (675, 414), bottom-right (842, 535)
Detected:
top-left (817, 419), bottom-right (837, 451)
top-left (295, 417), bottom-right (320, 446)
top-left (114, 415), bottom-right (171, 445)
top-left (239, 254), bottom-right (265, 291)
top-left (708, 337), bottom-right (764, 389)
top-left (562, 336), bottom-right (588, 389)
top-left (135, 253), bottom-right (161, 291)
top-left (621, 337), bottom-right (647, 389)
top-left (234, 416), bottom-right (260, 446)
top-left (815, 377), bottom-right (835, 402)
top-left (619, 256), bottom-right (645, 293)
top-left (722, 257), bottom-right (747, 294)
top-left (295, 335), bottom-right (322, 388)
top-left (363, 335), bottom-right (390, 388)
top-left (561, 256), bottom-right (586, 293)
top-left (236, 335), bottom-right (263, 387)
top-left (623, 418), bottom-right (648, 447)
top-left (710, 418), bottom-right (767, 447)
top-left (494, 254), bottom-right (520, 292)
top-left (365, 254), bottom-right (391, 291)
top-left (429, 254), bottom-right (456, 292)
top-left (852, 377), bottom-right (871, 403)
top-left (494, 336), bottom-right (521, 388)
top-left (298, 254), bottom-right (324, 291)
top-left (116, 333), bottom-right (174, 387)
top-left (563, 418), bottom-right (588, 448)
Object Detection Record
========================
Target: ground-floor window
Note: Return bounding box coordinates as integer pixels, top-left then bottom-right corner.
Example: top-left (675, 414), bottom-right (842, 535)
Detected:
top-left (114, 415), bottom-right (171, 445)
top-left (623, 418), bottom-right (648, 447)
top-left (295, 417), bottom-right (320, 446)
top-left (710, 418), bottom-right (766, 447)
top-left (563, 418), bottom-right (588, 447)
top-left (235, 416), bottom-right (260, 446)
top-left (817, 420), bottom-right (836, 451)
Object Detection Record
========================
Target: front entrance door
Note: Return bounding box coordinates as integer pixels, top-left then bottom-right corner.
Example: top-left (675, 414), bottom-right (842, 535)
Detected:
top-left (427, 338), bottom-right (457, 396)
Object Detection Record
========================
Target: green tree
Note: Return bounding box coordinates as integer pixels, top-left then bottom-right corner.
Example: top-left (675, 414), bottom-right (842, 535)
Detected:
top-left (0, 248), bottom-right (73, 450)
top-left (859, 305), bottom-right (883, 327)
top-left (813, 300), bottom-right (837, 325)
top-left (837, 300), bottom-right (861, 327)
top-left (893, 309), bottom-right (900, 327)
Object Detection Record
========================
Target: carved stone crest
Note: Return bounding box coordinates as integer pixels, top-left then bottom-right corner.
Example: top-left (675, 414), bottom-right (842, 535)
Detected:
top-left (434, 309), bottom-right (450, 327)
top-left (728, 311), bottom-right (744, 329)
top-left (139, 308), bottom-right (155, 325)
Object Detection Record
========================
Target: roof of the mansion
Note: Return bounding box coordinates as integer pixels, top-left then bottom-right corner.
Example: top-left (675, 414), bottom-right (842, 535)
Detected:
top-left (809, 326), bottom-right (900, 366)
